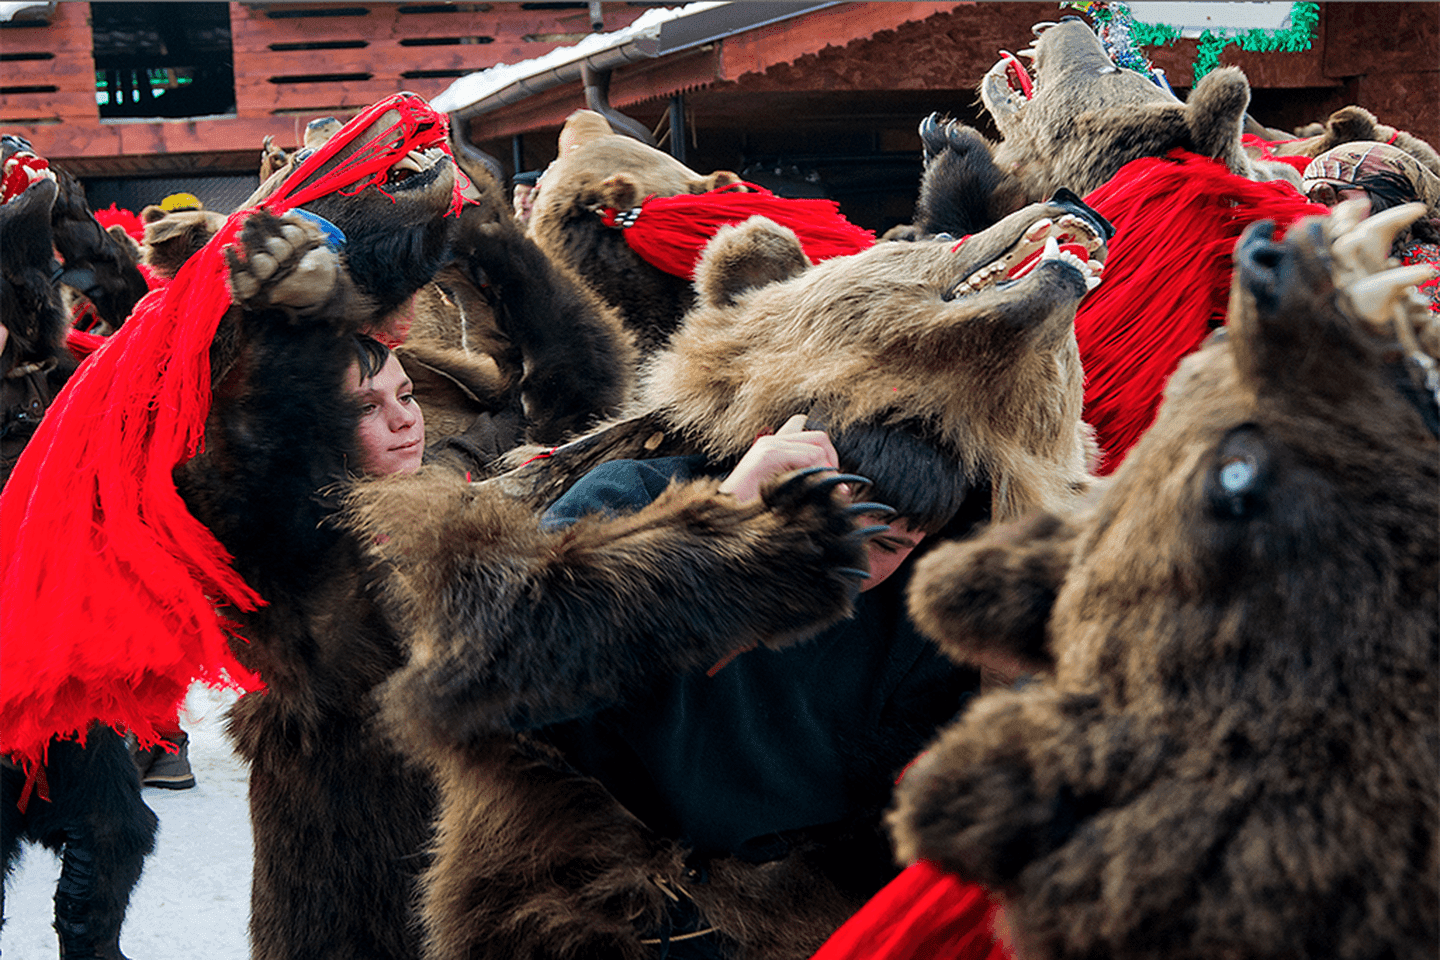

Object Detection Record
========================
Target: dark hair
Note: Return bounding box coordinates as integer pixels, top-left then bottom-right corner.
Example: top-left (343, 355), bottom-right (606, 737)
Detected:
top-left (1353, 169), bottom-right (1421, 213)
top-left (812, 415), bottom-right (978, 535)
top-left (351, 333), bottom-right (391, 381)
top-left (512, 170), bottom-right (542, 188)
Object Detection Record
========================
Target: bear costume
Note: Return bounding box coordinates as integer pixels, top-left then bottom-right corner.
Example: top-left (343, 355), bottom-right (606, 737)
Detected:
top-left (0, 92), bottom-right (888, 960)
top-left (2, 137), bottom-right (158, 960)
top-left (527, 109), bottom-right (749, 354)
top-left (353, 190), bottom-right (1111, 960)
top-left (891, 200), bottom-right (1439, 959)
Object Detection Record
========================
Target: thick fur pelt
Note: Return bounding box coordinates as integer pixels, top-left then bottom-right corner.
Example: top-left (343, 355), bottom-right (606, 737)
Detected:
top-left (176, 108), bottom-right (468, 958)
top-left (347, 459), bottom-right (876, 960)
top-left (921, 16), bottom-right (1290, 240)
top-left (2, 727), bottom-right (158, 957)
top-left (438, 200), bottom-right (636, 449)
top-left (641, 199), bottom-right (1104, 523)
top-left (490, 192), bottom-right (1111, 522)
top-left (46, 160), bottom-right (148, 331)
top-left (360, 176), bottom-right (1119, 960)
top-left (890, 202), bottom-right (1440, 959)
top-left (909, 114), bottom-right (1029, 240)
top-left (1254, 104), bottom-right (1440, 176)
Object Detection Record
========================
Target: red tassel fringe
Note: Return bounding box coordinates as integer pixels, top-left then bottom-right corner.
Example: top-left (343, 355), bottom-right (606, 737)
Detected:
top-left (811, 861), bottom-right (1011, 960)
top-left (1076, 150), bottom-right (1327, 473)
top-left (606, 183), bottom-right (875, 278)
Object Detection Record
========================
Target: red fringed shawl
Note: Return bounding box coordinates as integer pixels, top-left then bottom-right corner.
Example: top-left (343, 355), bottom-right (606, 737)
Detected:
top-left (0, 93), bottom-right (468, 775)
top-left (810, 861), bottom-right (1011, 960)
top-left (1076, 150), bottom-right (1327, 473)
top-left (600, 182), bottom-right (875, 278)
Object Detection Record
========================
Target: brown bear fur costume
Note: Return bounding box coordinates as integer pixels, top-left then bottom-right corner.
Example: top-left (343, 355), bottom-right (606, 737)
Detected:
top-left (171, 99), bottom-right (868, 960)
top-left (912, 17), bottom-right (1289, 240)
top-left (889, 200), bottom-right (1439, 959)
top-left (527, 109), bottom-right (747, 354)
top-left (174, 101), bottom-right (473, 960)
top-left (1248, 104), bottom-right (1440, 178)
top-left (252, 116), bottom-right (636, 457)
top-left (2, 141), bottom-right (158, 960)
top-left (360, 189), bottom-right (1112, 960)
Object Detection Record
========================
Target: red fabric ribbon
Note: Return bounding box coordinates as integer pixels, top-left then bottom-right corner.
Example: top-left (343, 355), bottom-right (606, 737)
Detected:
top-left (0, 93), bottom-right (467, 776)
top-left (601, 182), bottom-right (875, 278)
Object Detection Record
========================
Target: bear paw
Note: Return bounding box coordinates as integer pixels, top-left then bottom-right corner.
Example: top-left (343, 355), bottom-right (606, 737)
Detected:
top-left (761, 466), bottom-right (888, 589)
top-left (225, 209), bottom-right (340, 316)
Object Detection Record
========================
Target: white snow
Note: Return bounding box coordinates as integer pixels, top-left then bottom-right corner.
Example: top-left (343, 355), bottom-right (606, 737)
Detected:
top-left (429, 2), bottom-right (723, 113)
top-left (2, 684), bottom-right (252, 960)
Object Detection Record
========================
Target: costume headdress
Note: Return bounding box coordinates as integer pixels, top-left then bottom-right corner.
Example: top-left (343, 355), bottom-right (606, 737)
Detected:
top-left (0, 93), bottom-right (465, 782)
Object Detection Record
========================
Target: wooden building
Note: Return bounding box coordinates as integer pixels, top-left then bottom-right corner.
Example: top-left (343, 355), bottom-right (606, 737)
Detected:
top-left (2, 2), bottom-right (1436, 231)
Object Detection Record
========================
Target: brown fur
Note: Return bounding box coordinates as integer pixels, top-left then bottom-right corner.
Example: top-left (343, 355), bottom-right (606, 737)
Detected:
top-left (250, 119), bottom-right (635, 457)
top-left (528, 109), bottom-right (747, 353)
top-left (890, 207), bottom-right (1440, 959)
top-left (979, 19), bottom-right (1290, 205)
top-left (377, 188), bottom-right (1113, 960)
top-left (176, 99), bottom-right (471, 960)
top-left (643, 204), bottom-right (1098, 523)
top-left (350, 458), bottom-right (876, 960)
top-left (1255, 105), bottom-right (1440, 176)
top-left (141, 207), bottom-right (227, 280)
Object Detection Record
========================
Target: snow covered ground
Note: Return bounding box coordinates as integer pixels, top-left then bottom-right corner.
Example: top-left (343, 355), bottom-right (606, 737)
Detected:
top-left (2, 684), bottom-right (253, 960)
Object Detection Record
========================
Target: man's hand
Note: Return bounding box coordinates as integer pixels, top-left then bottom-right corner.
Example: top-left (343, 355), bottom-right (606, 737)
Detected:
top-left (718, 413), bottom-right (842, 504)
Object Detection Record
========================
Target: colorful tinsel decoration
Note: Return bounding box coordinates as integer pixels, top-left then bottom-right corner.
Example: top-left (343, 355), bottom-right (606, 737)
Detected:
top-left (1064, 1), bottom-right (1319, 83)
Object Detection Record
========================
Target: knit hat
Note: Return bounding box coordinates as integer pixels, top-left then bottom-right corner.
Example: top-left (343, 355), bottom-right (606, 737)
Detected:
top-left (1302, 141), bottom-right (1440, 212)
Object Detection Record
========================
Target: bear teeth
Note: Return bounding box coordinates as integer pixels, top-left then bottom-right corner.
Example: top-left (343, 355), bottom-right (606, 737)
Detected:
top-left (951, 214), bottom-right (1104, 299)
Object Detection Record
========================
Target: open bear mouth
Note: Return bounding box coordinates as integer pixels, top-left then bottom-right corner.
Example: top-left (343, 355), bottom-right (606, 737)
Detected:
top-left (383, 146), bottom-right (448, 191)
top-left (946, 202), bottom-right (1109, 301)
top-left (1, 148), bottom-right (55, 206)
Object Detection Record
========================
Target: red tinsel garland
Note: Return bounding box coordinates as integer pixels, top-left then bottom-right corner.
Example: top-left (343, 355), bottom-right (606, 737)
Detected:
top-left (1076, 149), bottom-right (1327, 473)
top-left (0, 93), bottom-right (468, 777)
top-left (601, 182), bottom-right (875, 278)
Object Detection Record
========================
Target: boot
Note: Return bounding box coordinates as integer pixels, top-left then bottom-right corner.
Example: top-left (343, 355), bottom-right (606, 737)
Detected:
top-left (139, 731), bottom-right (194, 791)
top-left (53, 844), bottom-right (130, 960)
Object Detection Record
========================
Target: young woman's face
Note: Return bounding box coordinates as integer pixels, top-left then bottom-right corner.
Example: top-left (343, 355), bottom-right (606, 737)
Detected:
top-left (346, 352), bottom-right (425, 476)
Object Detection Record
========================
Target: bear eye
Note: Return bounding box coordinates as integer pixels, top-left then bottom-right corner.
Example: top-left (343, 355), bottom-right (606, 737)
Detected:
top-left (1218, 455), bottom-right (1257, 494)
top-left (1207, 426), bottom-right (1269, 518)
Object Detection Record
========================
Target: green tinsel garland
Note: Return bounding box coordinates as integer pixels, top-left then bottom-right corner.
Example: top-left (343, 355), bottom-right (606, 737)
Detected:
top-left (1077, 2), bottom-right (1319, 81)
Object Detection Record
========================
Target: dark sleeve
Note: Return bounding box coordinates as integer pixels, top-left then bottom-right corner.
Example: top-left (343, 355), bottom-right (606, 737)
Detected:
top-left (542, 455), bottom-right (708, 529)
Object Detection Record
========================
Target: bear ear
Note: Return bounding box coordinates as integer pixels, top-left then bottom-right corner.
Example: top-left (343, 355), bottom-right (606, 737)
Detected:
top-left (559, 109), bottom-right (616, 155)
top-left (595, 173), bottom-right (641, 213)
top-left (906, 511), bottom-right (1081, 679)
top-left (140, 204), bottom-right (169, 224)
top-left (1184, 66), bottom-right (1250, 160)
top-left (693, 216), bottom-right (810, 310)
top-left (697, 170), bottom-right (744, 193)
top-left (1324, 105), bottom-right (1379, 144)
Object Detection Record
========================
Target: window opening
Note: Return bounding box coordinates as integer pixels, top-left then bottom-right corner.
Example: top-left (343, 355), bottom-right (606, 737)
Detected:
top-left (91, 2), bottom-right (236, 119)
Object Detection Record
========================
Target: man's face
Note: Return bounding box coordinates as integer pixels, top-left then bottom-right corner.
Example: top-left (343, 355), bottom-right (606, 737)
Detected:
top-left (860, 515), bottom-right (925, 591)
top-left (346, 352), bottom-right (425, 476)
